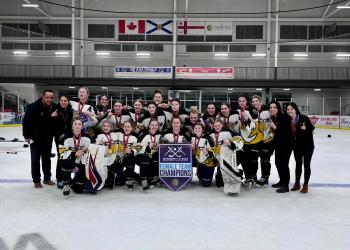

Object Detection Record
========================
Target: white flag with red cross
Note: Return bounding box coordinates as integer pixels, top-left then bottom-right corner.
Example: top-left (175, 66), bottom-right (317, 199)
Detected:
top-left (177, 21), bottom-right (205, 35)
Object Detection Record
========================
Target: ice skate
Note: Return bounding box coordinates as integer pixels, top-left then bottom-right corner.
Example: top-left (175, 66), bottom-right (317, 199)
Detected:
top-left (63, 185), bottom-right (70, 196)
top-left (141, 179), bottom-right (149, 191)
top-left (256, 176), bottom-right (268, 187)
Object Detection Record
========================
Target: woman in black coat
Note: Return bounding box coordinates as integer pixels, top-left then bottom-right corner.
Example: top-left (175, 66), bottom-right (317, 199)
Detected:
top-left (286, 102), bottom-right (315, 193)
top-left (51, 95), bottom-right (74, 188)
top-left (268, 100), bottom-right (291, 193)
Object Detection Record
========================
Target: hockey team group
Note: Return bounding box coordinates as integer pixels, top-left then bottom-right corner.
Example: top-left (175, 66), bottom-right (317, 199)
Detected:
top-left (21, 87), bottom-right (315, 196)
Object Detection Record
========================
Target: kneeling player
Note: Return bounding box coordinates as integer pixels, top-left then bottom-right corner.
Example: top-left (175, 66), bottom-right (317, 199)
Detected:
top-left (95, 120), bottom-right (118, 189)
top-left (114, 121), bottom-right (139, 190)
top-left (137, 119), bottom-right (162, 190)
top-left (59, 119), bottom-right (91, 196)
top-left (191, 122), bottom-right (216, 187)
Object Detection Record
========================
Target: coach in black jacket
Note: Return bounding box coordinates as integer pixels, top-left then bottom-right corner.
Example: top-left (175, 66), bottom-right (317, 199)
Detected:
top-left (23, 90), bottom-right (58, 188)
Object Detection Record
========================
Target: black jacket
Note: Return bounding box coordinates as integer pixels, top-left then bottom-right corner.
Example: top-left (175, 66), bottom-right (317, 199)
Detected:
top-left (286, 114), bottom-right (315, 149)
top-left (52, 104), bottom-right (74, 143)
top-left (22, 98), bottom-right (58, 144)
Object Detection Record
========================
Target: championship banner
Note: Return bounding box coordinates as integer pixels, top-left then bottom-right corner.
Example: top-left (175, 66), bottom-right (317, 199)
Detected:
top-left (205, 22), bottom-right (232, 35)
top-left (114, 66), bottom-right (173, 79)
top-left (159, 144), bottom-right (193, 192)
top-left (175, 67), bottom-right (234, 79)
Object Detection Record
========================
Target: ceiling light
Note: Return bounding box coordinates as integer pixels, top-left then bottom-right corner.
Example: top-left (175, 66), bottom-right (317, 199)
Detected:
top-left (283, 88), bottom-right (291, 91)
top-left (13, 51), bottom-right (28, 55)
top-left (293, 53), bottom-right (308, 57)
top-left (336, 6), bottom-right (350, 9)
top-left (133, 87), bottom-right (139, 90)
top-left (22, 4), bottom-right (39, 8)
top-left (55, 51), bottom-right (69, 56)
top-left (101, 87), bottom-right (108, 90)
top-left (314, 88), bottom-right (322, 91)
top-left (214, 53), bottom-right (228, 57)
top-left (227, 88), bottom-right (233, 91)
top-left (136, 52), bottom-right (150, 57)
top-left (68, 86), bottom-right (76, 89)
top-left (252, 53), bottom-right (266, 57)
top-left (336, 53), bottom-right (350, 57)
top-left (256, 88), bottom-right (263, 91)
top-left (96, 51), bottom-right (110, 56)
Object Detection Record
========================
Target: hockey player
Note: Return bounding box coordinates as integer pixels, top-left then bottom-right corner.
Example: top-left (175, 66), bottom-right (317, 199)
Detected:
top-left (101, 100), bottom-right (131, 132)
top-left (216, 103), bottom-right (240, 134)
top-left (191, 122), bottom-right (216, 187)
top-left (136, 119), bottom-right (162, 190)
top-left (59, 119), bottom-right (91, 196)
top-left (95, 120), bottom-right (118, 189)
top-left (127, 99), bottom-right (146, 136)
top-left (70, 86), bottom-right (98, 138)
top-left (96, 95), bottom-right (110, 122)
top-left (163, 98), bottom-right (189, 128)
top-left (209, 119), bottom-right (244, 194)
top-left (237, 94), bottom-right (261, 189)
top-left (251, 95), bottom-right (274, 186)
top-left (162, 116), bottom-right (189, 143)
top-left (114, 121), bottom-right (139, 190)
top-left (184, 109), bottom-right (205, 138)
top-left (138, 101), bottom-right (167, 133)
top-left (202, 103), bottom-right (218, 134)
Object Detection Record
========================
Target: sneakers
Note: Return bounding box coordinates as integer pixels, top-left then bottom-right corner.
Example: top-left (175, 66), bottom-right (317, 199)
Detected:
top-left (256, 176), bottom-right (268, 186)
top-left (141, 179), bottom-right (149, 191)
top-left (272, 182), bottom-right (282, 188)
top-left (57, 181), bottom-right (64, 189)
top-left (300, 184), bottom-right (308, 193)
top-left (290, 183), bottom-right (301, 191)
top-left (63, 185), bottom-right (70, 196)
top-left (43, 180), bottom-right (55, 186)
top-left (34, 182), bottom-right (42, 188)
top-left (276, 186), bottom-right (289, 193)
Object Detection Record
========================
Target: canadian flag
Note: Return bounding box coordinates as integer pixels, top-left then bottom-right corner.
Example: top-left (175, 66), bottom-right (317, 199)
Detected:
top-left (118, 19), bottom-right (145, 34)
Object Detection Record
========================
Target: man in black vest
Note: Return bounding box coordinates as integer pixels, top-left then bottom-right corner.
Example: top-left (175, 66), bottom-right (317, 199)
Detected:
top-left (23, 90), bottom-right (58, 188)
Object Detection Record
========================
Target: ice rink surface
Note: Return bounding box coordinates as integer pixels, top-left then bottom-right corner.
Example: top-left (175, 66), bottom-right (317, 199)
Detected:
top-left (0, 127), bottom-right (349, 250)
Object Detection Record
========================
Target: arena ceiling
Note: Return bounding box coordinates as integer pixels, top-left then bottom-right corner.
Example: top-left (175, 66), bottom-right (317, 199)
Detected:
top-left (0, 0), bottom-right (349, 20)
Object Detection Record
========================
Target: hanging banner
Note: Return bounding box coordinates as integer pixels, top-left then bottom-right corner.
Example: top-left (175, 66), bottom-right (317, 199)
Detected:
top-left (114, 66), bottom-right (173, 79)
top-left (159, 144), bottom-right (193, 192)
top-left (205, 22), bottom-right (233, 35)
top-left (175, 67), bottom-right (234, 79)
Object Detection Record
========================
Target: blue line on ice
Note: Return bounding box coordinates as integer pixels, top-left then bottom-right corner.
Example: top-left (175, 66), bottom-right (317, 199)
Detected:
top-left (0, 179), bottom-right (350, 188)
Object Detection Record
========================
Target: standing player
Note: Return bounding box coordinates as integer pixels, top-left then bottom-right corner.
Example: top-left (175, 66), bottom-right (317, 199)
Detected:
top-left (70, 86), bottom-right (98, 138)
top-left (251, 95), bottom-right (274, 186)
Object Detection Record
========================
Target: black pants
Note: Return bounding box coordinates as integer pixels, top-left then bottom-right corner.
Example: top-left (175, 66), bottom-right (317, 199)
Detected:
top-left (61, 157), bottom-right (87, 193)
top-left (240, 144), bottom-right (259, 180)
top-left (294, 146), bottom-right (314, 184)
top-left (108, 154), bottom-right (135, 185)
top-left (258, 141), bottom-right (275, 178)
top-left (54, 139), bottom-right (62, 182)
top-left (30, 140), bottom-right (52, 183)
top-left (275, 146), bottom-right (291, 187)
top-left (136, 152), bottom-right (159, 181)
top-left (196, 162), bottom-right (215, 187)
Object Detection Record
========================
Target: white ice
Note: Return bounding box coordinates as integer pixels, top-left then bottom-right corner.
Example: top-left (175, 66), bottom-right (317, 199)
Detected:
top-left (0, 127), bottom-right (349, 250)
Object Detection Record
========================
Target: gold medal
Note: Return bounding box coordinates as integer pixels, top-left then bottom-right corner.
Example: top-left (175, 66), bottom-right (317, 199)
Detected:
top-left (195, 148), bottom-right (201, 159)
top-left (108, 148), bottom-right (112, 155)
